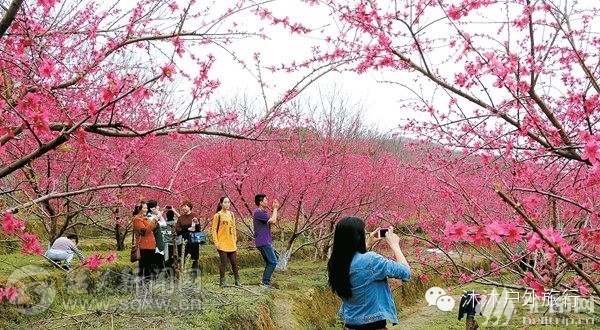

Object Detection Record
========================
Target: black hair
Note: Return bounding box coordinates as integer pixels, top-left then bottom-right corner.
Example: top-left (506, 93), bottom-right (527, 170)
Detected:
top-left (216, 196), bottom-right (230, 213)
top-left (327, 216), bottom-right (367, 299)
top-left (133, 202), bottom-right (145, 216)
top-left (67, 234), bottom-right (79, 244)
top-left (147, 199), bottom-right (158, 209)
top-left (165, 209), bottom-right (175, 221)
top-left (254, 194), bottom-right (266, 206)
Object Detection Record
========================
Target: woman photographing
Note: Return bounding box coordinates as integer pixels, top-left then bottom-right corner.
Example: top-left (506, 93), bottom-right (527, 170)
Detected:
top-left (328, 216), bottom-right (410, 330)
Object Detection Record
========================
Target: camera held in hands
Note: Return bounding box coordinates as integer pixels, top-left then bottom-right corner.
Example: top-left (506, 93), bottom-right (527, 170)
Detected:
top-left (189, 217), bottom-right (198, 232)
top-left (376, 227), bottom-right (389, 238)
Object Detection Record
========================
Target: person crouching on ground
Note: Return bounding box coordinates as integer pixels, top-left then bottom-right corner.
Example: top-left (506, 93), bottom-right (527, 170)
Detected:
top-left (45, 234), bottom-right (85, 269)
top-left (327, 216), bottom-right (411, 330)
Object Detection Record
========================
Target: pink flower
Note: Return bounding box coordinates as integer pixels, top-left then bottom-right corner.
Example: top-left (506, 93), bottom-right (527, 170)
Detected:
top-left (37, 0), bottom-right (60, 11)
top-left (485, 221), bottom-right (504, 243)
top-left (2, 212), bottom-right (25, 235)
top-left (20, 232), bottom-right (43, 255)
top-left (503, 222), bottom-right (522, 243)
top-left (161, 64), bottom-right (176, 81)
top-left (459, 273), bottom-right (473, 283)
top-left (447, 5), bottom-right (462, 20)
top-left (443, 221), bottom-right (471, 242)
top-left (472, 226), bottom-right (490, 247)
top-left (101, 86), bottom-right (115, 103)
top-left (133, 86), bottom-right (152, 101)
top-left (172, 37), bottom-right (185, 56)
top-left (85, 253), bottom-right (103, 270)
top-left (106, 252), bottom-right (117, 263)
top-left (454, 72), bottom-right (469, 87)
top-left (86, 102), bottom-right (99, 116)
top-left (559, 244), bottom-right (572, 258)
top-left (168, 1), bottom-right (179, 12)
top-left (0, 286), bottom-right (18, 302)
top-left (529, 281), bottom-right (545, 297)
top-left (39, 59), bottom-right (56, 78)
top-left (579, 285), bottom-right (591, 296)
top-left (527, 233), bottom-right (543, 252)
top-left (582, 140), bottom-right (599, 165)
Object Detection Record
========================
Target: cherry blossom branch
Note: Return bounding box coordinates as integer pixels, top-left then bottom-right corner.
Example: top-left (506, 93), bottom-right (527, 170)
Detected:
top-left (510, 187), bottom-right (593, 213)
top-left (551, 3), bottom-right (600, 94)
top-left (6, 183), bottom-right (170, 215)
top-left (495, 185), bottom-right (599, 297)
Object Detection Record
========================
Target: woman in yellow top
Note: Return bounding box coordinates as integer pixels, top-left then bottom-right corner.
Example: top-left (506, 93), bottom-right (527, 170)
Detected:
top-left (212, 196), bottom-right (241, 287)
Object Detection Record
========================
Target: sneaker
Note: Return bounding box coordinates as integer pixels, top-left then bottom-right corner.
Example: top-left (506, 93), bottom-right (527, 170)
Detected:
top-left (234, 279), bottom-right (243, 287)
top-left (259, 282), bottom-right (276, 289)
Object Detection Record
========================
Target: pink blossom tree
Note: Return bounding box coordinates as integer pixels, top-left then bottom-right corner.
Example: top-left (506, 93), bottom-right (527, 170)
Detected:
top-left (293, 0), bottom-right (600, 295)
top-left (0, 1), bottom-right (326, 253)
top-left (175, 93), bottom-right (414, 269)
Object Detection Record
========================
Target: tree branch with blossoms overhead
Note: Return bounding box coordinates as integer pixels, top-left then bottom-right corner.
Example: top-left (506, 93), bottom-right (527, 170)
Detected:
top-left (495, 185), bottom-right (599, 297)
top-left (291, 0), bottom-right (600, 296)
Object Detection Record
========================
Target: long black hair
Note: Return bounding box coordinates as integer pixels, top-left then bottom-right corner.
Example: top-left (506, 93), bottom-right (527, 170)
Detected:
top-left (216, 196), bottom-right (230, 213)
top-left (327, 216), bottom-right (367, 299)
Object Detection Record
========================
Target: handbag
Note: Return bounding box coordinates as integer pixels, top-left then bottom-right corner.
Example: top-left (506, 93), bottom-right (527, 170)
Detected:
top-left (130, 232), bottom-right (141, 262)
top-left (189, 230), bottom-right (207, 244)
top-left (130, 245), bottom-right (141, 262)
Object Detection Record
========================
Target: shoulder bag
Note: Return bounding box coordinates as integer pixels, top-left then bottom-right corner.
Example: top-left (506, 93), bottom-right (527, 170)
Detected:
top-left (130, 231), bottom-right (141, 262)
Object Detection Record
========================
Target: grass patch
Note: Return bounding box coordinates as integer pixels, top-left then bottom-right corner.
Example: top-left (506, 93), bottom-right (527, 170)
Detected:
top-left (1, 239), bottom-right (598, 329)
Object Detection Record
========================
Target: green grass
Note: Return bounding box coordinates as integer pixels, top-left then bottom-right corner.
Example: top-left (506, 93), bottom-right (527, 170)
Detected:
top-left (1, 238), bottom-right (599, 329)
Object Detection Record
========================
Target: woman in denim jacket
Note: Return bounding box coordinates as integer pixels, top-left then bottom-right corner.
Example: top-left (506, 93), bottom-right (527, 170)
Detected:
top-left (328, 217), bottom-right (411, 330)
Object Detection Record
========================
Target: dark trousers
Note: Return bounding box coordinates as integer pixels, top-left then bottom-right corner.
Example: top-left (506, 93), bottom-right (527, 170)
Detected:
top-left (138, 249), bottom-right (156, 281)
top-left (217, 250), bottom-right (239, 278)
top-left (185, 241), bottom-right (200, 261)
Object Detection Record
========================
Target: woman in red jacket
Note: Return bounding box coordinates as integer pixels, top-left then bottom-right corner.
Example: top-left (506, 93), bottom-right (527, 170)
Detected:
top-left (132, 202), bottom-right (158, 282)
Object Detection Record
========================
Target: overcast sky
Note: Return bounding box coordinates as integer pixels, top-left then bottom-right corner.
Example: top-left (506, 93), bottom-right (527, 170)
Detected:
top-left (195, 0), bottom-right (408, 133)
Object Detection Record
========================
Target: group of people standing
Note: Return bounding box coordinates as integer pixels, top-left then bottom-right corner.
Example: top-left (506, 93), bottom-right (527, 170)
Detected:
top-left (45, 197), bottom-right (410, 329)
top-left (131, 193), bottom-right (279, 288)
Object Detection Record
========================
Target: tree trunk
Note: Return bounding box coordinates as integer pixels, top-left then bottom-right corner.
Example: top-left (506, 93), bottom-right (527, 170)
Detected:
top-left (276, 248), bottom-right (292, 271)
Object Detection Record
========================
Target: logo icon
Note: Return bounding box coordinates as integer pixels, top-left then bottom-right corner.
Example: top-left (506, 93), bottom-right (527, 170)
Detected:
top-left (6, 265), bottom-right (56, 315)
top-left (425, 286), bottom-right (456, 312)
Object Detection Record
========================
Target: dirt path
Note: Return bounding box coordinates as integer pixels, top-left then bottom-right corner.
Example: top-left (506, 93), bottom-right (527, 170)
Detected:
top-left (394, 302), bottom-right (457, 329)
top-left (272, 296), bottom-right (302, 329)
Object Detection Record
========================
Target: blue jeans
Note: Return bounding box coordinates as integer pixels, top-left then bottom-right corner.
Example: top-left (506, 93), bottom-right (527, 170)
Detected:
top-left (257, 245), bottom-right (277, 284)
top-left (45, 249), bottom-right (74, 264)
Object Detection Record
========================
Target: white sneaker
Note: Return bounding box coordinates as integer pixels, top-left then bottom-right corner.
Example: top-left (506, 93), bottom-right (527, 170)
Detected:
top-left (259, 282), bottom-right (276, 289)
